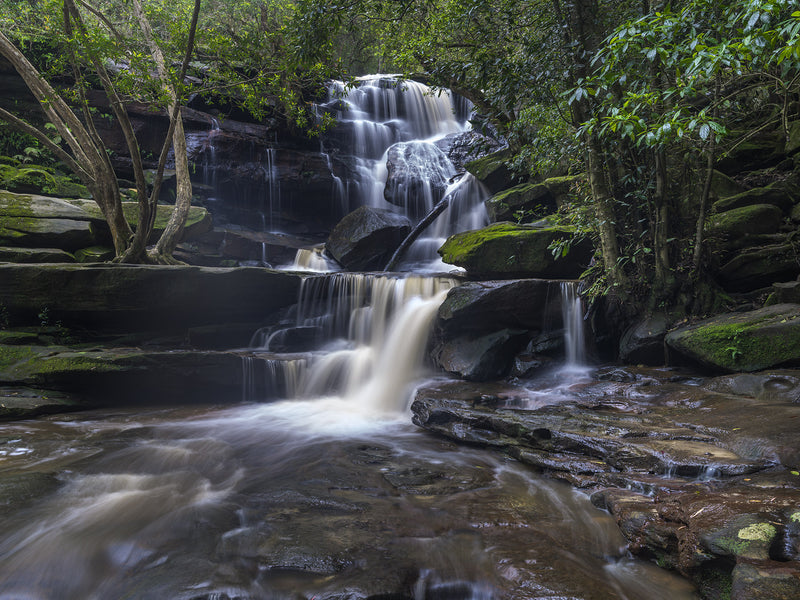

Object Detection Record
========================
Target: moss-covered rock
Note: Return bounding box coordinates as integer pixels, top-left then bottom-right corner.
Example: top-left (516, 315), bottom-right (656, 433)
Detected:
top-left (438, 222), bottom-right (593, 279)
top-left (0, 190), bottom-right (95, 250)
top-left (74, 246), bottom-right (115, 263)
top-left (712, 183), bottom-right (796, 214)
top-left (710, 170), bottom-right (746, 200)
top-left (706, 203), bottom-right (783, 238)
top-left (665, 304), bottom-right (800, 372)
top-left (66, 199), bottom-right (212, 243)
top-left (464, 148), bottom-right (516, 194)
top-left (485, 183), bottom-right (554, 222)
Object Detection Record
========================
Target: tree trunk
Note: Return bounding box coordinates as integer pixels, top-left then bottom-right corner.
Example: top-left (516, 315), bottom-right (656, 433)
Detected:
top-left (0, 30), bottom-right (134, 254)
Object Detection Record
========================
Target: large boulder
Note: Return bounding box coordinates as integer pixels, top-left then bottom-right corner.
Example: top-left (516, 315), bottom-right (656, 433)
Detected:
top-left (464, 148), bottom-right (515, 194)
top-left (432, 329), bottom-right (529, 381)
top-left (384, 141), bottom-right (454, 219)
top-left (718, 243), bottom-right (800, 291)
top-left (0, 263), bottom-right (302, 333)
top-left (438, 222), bottom-right (593, 279)
top-left (0, 190), bottom-right (95, 250)
top-left (432, 279), bottom-right (570, 379)
top-left (619, 314), bottom-right (670, 366)
top-left (326, 206), bottom-right (411, 271)
top-left (712, 182), bottom-right (797, 214)
top-left (665, 303), bottom-right (800, 372)
top-left (436, 279), bottom-right (564, 336)
top-left (67, 199), bottom-right (212, 244)
top-left (706, 203), bottom-right (783, 238)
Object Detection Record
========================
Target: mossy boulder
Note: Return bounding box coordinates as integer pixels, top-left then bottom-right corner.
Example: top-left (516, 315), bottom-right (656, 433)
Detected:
top-left (0, 247), bottom-right (75, 263)
top-left (66, 199), bottom-right (212, 243)
top-left (74, 246), bottom-right (115, 263)
top-left (438, 222), bottom-right (593, 279)
top-left (706, 204), bottom-right (783, 238)
top-left (485, 183), bottom-right (554, 222)
top-left (326, 206), bottom-right (411, 271)
top-left (0, 190), bottom-right (95, 250)
top-left (712, 183), bottom-right (796, 214)
top-left (464, 148), bottom-right (516, 194)
top-left (710, 170), bottom-right (746, 200)
top-left (665, 303), bottom-right (800, 372)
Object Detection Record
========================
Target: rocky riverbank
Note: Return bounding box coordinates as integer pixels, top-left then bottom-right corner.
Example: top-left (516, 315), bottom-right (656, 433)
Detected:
top-left (411, 366), bottom-right (800, 599)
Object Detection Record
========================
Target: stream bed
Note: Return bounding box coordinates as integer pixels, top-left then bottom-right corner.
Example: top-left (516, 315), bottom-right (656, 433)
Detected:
top-left (0, 395), bottom-right (699, 599)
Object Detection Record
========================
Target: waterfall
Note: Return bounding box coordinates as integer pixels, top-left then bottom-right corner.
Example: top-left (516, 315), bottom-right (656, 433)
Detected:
top-left (293, 273), bottom-right (459, 410)
top-left (309, 75), bottom-right (489, 271)
top-left (263, 147), bottom-right (281, 233)
top-left (560, 281), bottom-right (586, 367)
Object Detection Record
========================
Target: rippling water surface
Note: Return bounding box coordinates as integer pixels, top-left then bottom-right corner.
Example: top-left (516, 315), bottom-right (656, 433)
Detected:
top-left (0, 395), bottom-right (699, 599)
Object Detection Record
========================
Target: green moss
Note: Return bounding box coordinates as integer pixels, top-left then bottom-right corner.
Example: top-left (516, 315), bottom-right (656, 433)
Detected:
top-left (737, 523), bottom-right (776, 542)
top-left (0, 345), bottom-right (38, 372)
top-left (0, 191), bottom-right (35, 216)
top-left (438, 222), bottom-right (587, 277)
top-left (74, 246), bottom-right (115, 263)
top-left (706, 203), bottom-right (782, 237)
top-left (669, 306), bottom-right (800, 371)
top-left (790, 511), bottom-right (800, 523)
top-left (465, 150), bottom-right (510, 181)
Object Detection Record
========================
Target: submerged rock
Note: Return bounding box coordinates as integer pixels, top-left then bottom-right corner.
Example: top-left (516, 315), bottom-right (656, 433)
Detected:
top-left (665, 304), bottom-right (800, 372)
top-left (326, 206), bottom-right (411, 271)
top-left (438, 222), bottom-right (593, 279)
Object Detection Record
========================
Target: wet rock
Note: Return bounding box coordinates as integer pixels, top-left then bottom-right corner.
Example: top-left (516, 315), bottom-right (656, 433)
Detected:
top-left (436, 279), bottom-right (563, 336)
top-left (0, 386), bottom-right (84, 420)
top-left (0, 472), bottom-right (61, 509)
top-left (0, 263), bottom-right (302, 333)
top-left (619, 314), bottom-right (670, 366)
top-left (438, 222), bottom-right (593, 279)
top-left (326, 206), bottom-right (411, 271)
top-left (0, 247), bottom-right (76, 263)
top-left (432, 328), bottom-right (529, 381)
top-left (731, 560), bottom-right (800, 600)
top-left (261, 326), bottom-right (321, 352)
top-left (384, 141), bottom-right (453, 219)
top-left (665, 304), bottom-right (800, 372)
top-left (705, 371), bottom-right (800, 402)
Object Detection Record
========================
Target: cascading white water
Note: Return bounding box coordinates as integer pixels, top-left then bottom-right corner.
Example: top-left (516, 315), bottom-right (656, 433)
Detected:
top-left (263, 147), bottom-right (281, 233)
top-left (560, 281), bottom-right (586, 367)
top-left (314, 75), bottom-right (489, 271)
top-left (293, 273), bottom-right (459, 411)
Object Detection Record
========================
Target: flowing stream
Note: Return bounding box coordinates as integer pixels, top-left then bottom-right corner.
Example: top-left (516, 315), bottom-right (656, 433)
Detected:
top-left (0, 77), bottom-right (700, 598)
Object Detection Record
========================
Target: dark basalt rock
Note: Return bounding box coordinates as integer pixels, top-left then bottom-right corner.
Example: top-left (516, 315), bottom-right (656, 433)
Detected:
top-left (718, 243), bottom-right (800, 291)
top-left (0, 263), bottom-right (302, 333)
top-left (619, 314), bottom-right (670, 366)
top-left (326, 206), bottom-right (411, 271)
top-left (432, 328), bottom-right (529, 381)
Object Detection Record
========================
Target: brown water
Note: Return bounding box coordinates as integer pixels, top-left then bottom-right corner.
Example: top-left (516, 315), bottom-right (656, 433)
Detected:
top-left (0, 396), bottom-right (699, 599)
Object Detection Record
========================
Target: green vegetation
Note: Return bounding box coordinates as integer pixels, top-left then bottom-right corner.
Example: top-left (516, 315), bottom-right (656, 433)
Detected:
top-left (0, 0), bottom-right (798, 309)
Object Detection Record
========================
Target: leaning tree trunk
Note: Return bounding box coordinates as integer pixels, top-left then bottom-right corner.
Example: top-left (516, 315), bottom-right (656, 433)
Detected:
top-left (0, 29), bottom-right (135, 254)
